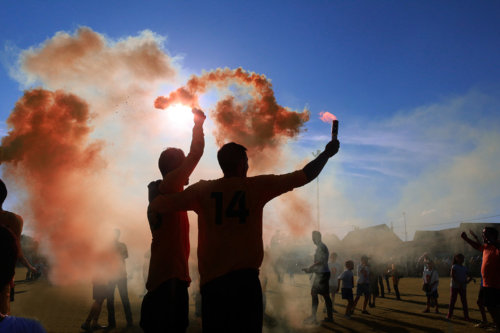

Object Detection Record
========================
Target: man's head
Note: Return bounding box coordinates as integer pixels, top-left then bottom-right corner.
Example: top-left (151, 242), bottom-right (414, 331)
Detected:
top-left (217, 142), bottom-right (248, 177)
top-left (158, 148), bottom-right (186, 177)
top-left (330, 252), bottom-right (338, 262)
top-left (0, 226), bottom-right (19, 287)
top-left (361, 255), bottom-right (368, 265)
top-left (312, 230), bottom-right (322, 245)
top-left (114, 228), bottom-right (121, 241)
top-left (345, 260), bottom-right (354, 270)
top-left (0, 178), bottom-right (7, 207)
top-left (483, 227), bottom-right (498, 244)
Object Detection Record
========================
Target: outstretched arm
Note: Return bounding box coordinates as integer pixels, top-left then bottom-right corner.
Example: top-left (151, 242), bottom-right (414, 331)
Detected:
top-left (303, 140), bottom-right (340, 183)
top-left (461, 231), bottom-right (481, 251)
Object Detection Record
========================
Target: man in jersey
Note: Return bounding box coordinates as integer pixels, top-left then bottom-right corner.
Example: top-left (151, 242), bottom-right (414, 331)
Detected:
top-left (140, 108), bottom-right (205, 333)
top-left (0, 179), bottom-right (37, 315)
top-left (150, 138), bottom-right (340, 332)
top-left (302, 231), bottom-right (333, 324)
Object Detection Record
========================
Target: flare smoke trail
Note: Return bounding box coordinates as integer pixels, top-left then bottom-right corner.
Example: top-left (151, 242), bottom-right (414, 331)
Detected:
top-left (0, 27), bottom-right (316, 283)
top-left (155, 68), bottom-right (310, 172)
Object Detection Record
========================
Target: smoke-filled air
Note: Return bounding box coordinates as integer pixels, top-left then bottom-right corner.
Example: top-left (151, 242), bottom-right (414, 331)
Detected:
top-left (0, 27), bottom-right (313, 285)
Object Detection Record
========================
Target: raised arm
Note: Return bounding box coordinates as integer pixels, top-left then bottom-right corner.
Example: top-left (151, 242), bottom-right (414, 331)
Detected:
top-left (303, 140), bottom-right (340, 183)
top-left (149, 183), bottom-right (199, 215)
top-left (461, 231), bottom-right (482, 251)
top-left (159, 108), bottom-right (206, 193)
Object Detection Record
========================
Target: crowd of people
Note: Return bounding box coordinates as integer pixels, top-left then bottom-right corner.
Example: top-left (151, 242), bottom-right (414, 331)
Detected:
top-left (1, 107), bottom-right (499, 333)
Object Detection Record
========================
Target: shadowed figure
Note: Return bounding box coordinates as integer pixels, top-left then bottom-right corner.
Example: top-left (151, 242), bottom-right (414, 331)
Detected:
top-left (150, 137), bottom-right (340, 333)
top-left (107, 229), bottom-right (133, 328)
top-left (140, 108), bottom-right (206, 333)
top-left (302, 231), bottom-right (333, 324)
top-left (0, 178), bottom-right (37, 315)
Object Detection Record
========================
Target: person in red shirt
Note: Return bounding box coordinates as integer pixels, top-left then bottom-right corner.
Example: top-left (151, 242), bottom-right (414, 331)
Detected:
top-left (462, 227), bottom-right (500, 329)
top-left (140, 109), bottom-right (206, 333)
top-left (150, 138), bottom-right (340, 332)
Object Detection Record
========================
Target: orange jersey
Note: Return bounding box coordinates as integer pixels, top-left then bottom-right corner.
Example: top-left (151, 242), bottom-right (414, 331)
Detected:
top-left (146, 124), bottom-right (204, 291)
top-left (152, 170), bottom-right (308, 286)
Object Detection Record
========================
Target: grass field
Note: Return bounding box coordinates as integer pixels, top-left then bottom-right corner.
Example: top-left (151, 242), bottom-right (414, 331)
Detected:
top-left (10, 267), bottom-right (495, 333)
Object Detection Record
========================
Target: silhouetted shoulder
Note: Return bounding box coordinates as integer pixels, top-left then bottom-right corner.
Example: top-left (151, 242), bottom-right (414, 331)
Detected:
top-left (0, 210), bottom-right (23, 239)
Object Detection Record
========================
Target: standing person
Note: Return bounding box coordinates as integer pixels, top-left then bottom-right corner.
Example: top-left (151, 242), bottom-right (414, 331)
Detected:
top-left (0, 179), bottom-right (36, 315)
top-left (461, 228), bottom-right (500, 329)
top-left (107, 229), bottom-right (133, 328)
top-left (390, 263), bottom-right (401, 301)
top-left (81, 276), bottom-right (111, 331)
top-left (384, 263), bottom-right (391, 294)
top-left (368, 262), bottom-right (379, 308)
top-left (150, 139), bottom-right (340, 332)
top-left (336, 260), bottom-right (355, 318)
top-left (352, 256), bottom-right (370, 314)
top-left (446, 253), bottom-right (471, 321)
top-left (302, 231), bottom-right (334, 324)
top-left (422, 261), bottom-right (439, 313)
top-left (140, 109), bottom-right (206, 333)
top-left (328, 252), bottom-right (341, 313)
top-left (0, 226), bottom-right (46, 333)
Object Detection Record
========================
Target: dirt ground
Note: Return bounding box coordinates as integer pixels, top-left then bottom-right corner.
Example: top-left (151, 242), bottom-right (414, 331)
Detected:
top-left (10, 267), bottom-right (496, 333)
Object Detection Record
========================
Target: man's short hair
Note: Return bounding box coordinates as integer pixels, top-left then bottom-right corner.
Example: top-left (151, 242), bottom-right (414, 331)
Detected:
top-left (0, 226), bottom-right (19, 286)
top-left (312, 230), bottom-right (322, 240)
top-left (217, 142), bottom-right (247, 175)
top-left (158, 148), bottom-right (186, 177)
top-left (0, 179), bottom-right (7, 205)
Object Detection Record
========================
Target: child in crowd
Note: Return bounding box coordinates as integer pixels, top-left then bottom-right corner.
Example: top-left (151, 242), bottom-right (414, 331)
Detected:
top-left (446, 253), bottom-right (471, 320)
top-left (423, 261), bottom-right (440, 313)
top-left (353, 255), bottom-right (370, 314)
top-left (336, 260), bottom-right (355, 318)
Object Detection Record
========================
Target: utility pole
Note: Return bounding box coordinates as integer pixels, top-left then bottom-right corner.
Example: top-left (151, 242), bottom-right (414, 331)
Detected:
top-left (312, 150), bottom-right (321, 231)
top-left (403, 212), bottom-right (407, 242)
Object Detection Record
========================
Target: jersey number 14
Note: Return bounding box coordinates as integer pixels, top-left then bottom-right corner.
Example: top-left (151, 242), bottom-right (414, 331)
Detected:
top-left (210, 191), bottom-right (249, 225)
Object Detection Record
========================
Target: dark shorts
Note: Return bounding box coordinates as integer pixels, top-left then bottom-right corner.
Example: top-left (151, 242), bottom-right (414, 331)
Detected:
top-left (201, 269), bottom-right (262, 333)
top-left (426, 290), bottom-right (439, 299)
top-left (483, 287), bottom-right (500, 308)
top-left (140, 278), bottom-right (189, 333)
top-left (311, 272), bottom-right (330, 295)
top-left (341, 288), bottom-right (353, 300)
top-left (356, 283), bottom-right (370, 297)
top-left (93, 283), bottom-right (111, 301)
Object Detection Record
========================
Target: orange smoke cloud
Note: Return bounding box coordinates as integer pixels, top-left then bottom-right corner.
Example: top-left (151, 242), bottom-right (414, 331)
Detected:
top-left (155, 67), bottom-right (310, 171)
top-left (319, 111), bottom-right (337, 122)
top-left (0, 89), bottom-right (125, 283)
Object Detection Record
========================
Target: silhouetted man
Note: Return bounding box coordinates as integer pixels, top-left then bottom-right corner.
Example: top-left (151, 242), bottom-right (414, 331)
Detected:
top-left (140, 109), bottom-right (205, 333)
top-left (150, 138), bottom-right (340, 332)
top-left (107, 229), bottom-right (133, 328)
top-left (302, 231), bottom-right (333, 324)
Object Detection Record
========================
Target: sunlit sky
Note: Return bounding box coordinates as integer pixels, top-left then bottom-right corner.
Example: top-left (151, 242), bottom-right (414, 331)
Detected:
top-left (1, 1), bottom-right (499, 240)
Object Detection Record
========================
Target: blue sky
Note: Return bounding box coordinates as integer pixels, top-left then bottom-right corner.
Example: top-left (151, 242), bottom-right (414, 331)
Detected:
top-left (1, 1), bottom-right (499, 240)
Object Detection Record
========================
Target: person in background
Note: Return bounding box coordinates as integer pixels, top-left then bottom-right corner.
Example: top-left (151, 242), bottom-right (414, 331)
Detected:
top-left (336, 260), bottom-right (355, 318)
top-left (107, 229), bottom-right (133, 328)
top-left (390, 263), bottom-right (401, 301)
top-left (422, 261), bottom-right (439, 314)
top-left (0, 226), bottom-right (46, 333)
top-left (302, 231), bottom-right (334, 324)
top-left (352, 256), bottom-right (370, 314)
top-left (446, 253), bottom-right (471, 321)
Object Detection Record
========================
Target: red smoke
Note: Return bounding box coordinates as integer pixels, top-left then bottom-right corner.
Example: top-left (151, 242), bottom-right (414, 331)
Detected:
top-left (319, 111), bottom-right (337, 122)
top-left (155, 67), bottom-right (310, 171)
top-left (0, 89), bottom-right (121, 283)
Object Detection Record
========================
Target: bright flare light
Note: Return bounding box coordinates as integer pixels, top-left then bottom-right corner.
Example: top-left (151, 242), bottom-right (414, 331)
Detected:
top-left (165, 104), bottom-right (193, 129)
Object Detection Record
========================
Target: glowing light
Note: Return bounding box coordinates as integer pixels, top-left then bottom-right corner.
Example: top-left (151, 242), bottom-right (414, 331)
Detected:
top-left (164, 104), bottom-right (193, 129)
top-left (319, 111), bottom-right (337, 122)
